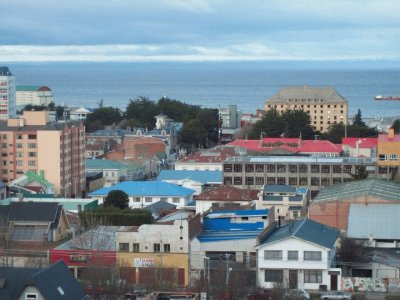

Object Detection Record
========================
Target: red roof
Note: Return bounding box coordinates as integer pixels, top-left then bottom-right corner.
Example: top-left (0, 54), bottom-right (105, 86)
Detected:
top-left (229, 138), bottom-right (341, 154)
top-left (342, 137), bottom-right (378, 148)
top-left (195, 185), bottom-right (258, 201)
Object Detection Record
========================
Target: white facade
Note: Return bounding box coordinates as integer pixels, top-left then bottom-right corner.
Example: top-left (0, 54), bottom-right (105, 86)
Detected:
top-left (116, 219), bottom-right (190, 253)
top-left (174, 162), bottom-right (222, 171)
top-left (256, 237), bottom-right (340, 291)
top-left (70, 107), bottom-right (91, 120)
top-left (0, 67), bottom-right (16, 120)
top-left (16, 86), bottom-right (53, 106)
top-left (161, 179), bottom-right (203, 195)
top-left (86, 167), bottom-right (127, 186)
top-left (91, 194), bottom-right (192, 209)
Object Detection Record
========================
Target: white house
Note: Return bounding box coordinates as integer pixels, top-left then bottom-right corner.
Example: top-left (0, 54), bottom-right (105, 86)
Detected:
top-left (69, 107), bottom-right (92, 120)
top-left (88, 181), bottom-right (195, 209)
top-left (255, 185), bottom-right (309, 220)
top-left (256, 219), bottom-right (341, 291)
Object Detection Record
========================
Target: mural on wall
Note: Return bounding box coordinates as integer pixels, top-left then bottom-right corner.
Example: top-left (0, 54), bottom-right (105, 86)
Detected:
top-left (342, 277), bottom-right (400, 293)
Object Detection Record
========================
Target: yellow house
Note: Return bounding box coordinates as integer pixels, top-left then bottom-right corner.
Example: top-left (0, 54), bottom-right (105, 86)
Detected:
top-left (116, 214), bottom-right (201, 287)
top-left (378, 128), bottom-right (400, 166)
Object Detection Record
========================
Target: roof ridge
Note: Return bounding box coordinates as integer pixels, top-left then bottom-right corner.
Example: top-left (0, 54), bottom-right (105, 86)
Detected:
top-left (292, 218), bottom-right (307, 236)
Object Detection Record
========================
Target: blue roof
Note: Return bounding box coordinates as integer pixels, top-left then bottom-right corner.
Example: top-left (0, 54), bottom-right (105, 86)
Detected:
top-left (157, 170), bottom-right (222, 184)
top-left (260, 218), bottom-right (340, 249)
top-left (197, 209), bottom-right (268, 242)
top-left (89, 181), bottom-right (195, 197)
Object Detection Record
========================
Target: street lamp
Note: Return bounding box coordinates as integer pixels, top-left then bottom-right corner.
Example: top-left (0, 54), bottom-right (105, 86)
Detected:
top-left (226, 267), bottom-right (233, 286)
top-left (203, 256), bottom-right (210, 291)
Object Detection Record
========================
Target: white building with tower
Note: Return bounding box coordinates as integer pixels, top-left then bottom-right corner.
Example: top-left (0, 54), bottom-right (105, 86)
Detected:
top-left (0, 66), bottom-right (16, 120)
top-left (16, 85), bottom-right (53, 106)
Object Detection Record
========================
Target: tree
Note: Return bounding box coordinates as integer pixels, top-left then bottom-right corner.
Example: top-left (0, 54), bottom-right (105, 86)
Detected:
top-left (392, 119), bottom-right (400, 134)
top-left (281, 109), bottom-right (315, 139)
top-left (125, 97), bottom-right (158, 128)
top-left (179, 118), bottom-right (208, 148)
top-left (350, 165), bottom-right (369, 180)
top-left (249, 109), bottom-right (285, 138)
top-left (104, 190), bottom-right (129, 210)
top-left (86, 106), bottom-right (123, 132)
top-left (353, 109), bottom-right (366, 126)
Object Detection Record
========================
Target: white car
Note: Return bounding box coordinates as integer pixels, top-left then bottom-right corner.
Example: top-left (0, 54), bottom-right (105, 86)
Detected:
top-left (284, 289), bottom-right (311, 300)
top-left (320, 291), bottom-right (352, 300)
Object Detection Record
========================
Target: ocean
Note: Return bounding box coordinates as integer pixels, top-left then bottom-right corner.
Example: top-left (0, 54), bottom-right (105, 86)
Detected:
top-left (7, 62), bottom-right (400, 118)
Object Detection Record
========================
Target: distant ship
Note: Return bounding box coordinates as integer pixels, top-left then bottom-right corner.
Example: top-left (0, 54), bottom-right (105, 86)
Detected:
top-left (375, 95), bottom-right (400, 100)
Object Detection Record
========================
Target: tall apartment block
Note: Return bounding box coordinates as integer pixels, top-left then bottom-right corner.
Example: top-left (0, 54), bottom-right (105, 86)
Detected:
top-left (264, 85), bottom-right (348, 132)
top-left (0, 111), bottom-right (86, 197)
top-left (0, 67), bottom-right (16, 120)
top-left (16, 86), bottom-right (53, 106)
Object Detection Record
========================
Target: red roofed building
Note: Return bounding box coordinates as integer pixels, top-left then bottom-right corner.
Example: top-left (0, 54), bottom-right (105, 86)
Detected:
top-left (229, 137), bottom-right (342, 157)
top-left (174, 145), bottom-right (240, 171)
top-left (342, 137), bottom-right (378, 158)
top-left (194, 185), bottom-right (258, 214)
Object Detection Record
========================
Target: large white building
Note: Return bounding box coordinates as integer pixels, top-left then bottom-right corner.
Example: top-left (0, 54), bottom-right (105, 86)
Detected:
top-left (0, 66), bottom-right (16, 120)
top-left (16, 86), bottom-right (53, 106)
top-left (256, 219), bottom-right (341, 291)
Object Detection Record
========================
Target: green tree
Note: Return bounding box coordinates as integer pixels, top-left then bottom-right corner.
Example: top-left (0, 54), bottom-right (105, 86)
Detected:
top-left (125, 97), bottom-right (158, 128)
top-left (86, 106), bottom-right (122, 132)
top-left (322, 123), bottom-right (378, 144)
top-left (281, 109), bottom-right (315, 139)
top-left (180, 118), bottom-right (208, 148)
top-left (350, 165), bottom-right (369, 180)
top-left (353, 109), bottom-right (366, 126)
top-left (392, 120), bottom-right (400, 134)
top-left (104, 190), bottom-right (129, 210)
top-left (249, 109), bottom-right (285, 138)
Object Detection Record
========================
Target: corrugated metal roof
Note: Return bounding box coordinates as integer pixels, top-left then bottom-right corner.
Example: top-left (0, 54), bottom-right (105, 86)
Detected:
top-left (89, 181), bottom-right (195, 197)
top-left (313, 179), bottom-right (400, 203)
top-left (347, 204), bottom-right (400, 239)
top-left (260, 218), bottom-right (339, 249)
top-left (205, 209), bottom-right (268, 218)
top-left (157, 170), bottom-right (222, 184)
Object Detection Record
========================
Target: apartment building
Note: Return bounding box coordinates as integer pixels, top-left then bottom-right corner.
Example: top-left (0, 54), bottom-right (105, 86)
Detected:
top-left (0, 66), bottom-right (16, 120)
top-left (16, 85), bottom-right (53, 106)
top-left (264, 86), bottom-right (348, 132)
top-left (377, 128), bottom-right (400, 168)
top-left (0, 111), bottom-right (85, 197)
top-left (222, 156), bottom-right (389, 197)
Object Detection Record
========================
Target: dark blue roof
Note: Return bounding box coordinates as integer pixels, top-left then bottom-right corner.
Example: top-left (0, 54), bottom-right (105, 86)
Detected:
top-left (205, 209), bottom-right (268, 218)
top-left (260, 218), bottom-right (340, 249)
top-left (157, 170), bottom-right (222, 184)
top-left (263, 184), bottom-right (297, 193)
top-left (197, 229), bottom-right (262, 242)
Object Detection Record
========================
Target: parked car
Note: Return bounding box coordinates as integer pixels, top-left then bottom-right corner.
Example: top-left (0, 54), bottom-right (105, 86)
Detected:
top-left (320, 291), bottom-right (352, 300)
top-left (283, 289), bottom-right (310, 300)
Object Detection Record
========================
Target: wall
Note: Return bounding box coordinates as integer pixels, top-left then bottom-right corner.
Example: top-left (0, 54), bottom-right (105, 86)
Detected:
top-left (342, 277), bottom-right (400, 293)
top-left (308, 195), bottom-right (397, 231)
top-left (175, 162), bottom-right (222, 171)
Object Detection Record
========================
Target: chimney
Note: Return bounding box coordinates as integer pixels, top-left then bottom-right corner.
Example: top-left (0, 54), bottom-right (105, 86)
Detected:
top-left (19, 118), bottom-right (25, 127)
top-left (388, 127), bottom-right (395, 139)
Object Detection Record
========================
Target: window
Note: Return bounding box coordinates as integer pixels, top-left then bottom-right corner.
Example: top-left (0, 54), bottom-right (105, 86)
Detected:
top-left (321, 178), bottom-right (330, 186)
top-left (119, 243), bottom-right (129, 252)
top-left (288, 251), bottom-right (298, 261)
top-left (255, 164), bottom-right (264, 172)
top-left (311, 165), bottom-right (320, 173)
top-left (160, 197), bottom-right (167, 202)
top-left (390, 154), bottom-right (398, 161)
top-left (234, 164), bottom-right (242, 172)
top-left (267, 177), bottom-right (276, 185)
top-left (172, 197), bottom-right (180, 203)
top-left (234, 177), bottom-right (242, 185)
top-left (245, 177), bottom-right (254, 185)
top-left (264, 269), bottom-right (283, 282)
top-left (133, 197), bottom-right (140, 202)
top-left (28, 152), bottom-right (36, 157)
top-left (28, 161), bottom-right (36, 166)
top-left (16, 160), bottom-right (23, 166)
top-left (321, 165), bottom-right (330, 173)
top-left (145, 197), bottom-right (152, 203)
top-left (311, 177), bottom-right (320, 186)
top-left (255, 177), bottom-right (264, 185)
top-left (277, 165), bottom-right (286, 173)
top-left (132, 243), bottom-right (139, 252)
top-left (264, 250), bottom-right (282, 260)
top-left (25, 294), bottom-right (38, 300)
top-left (289, 165), bottom-right (297, 173)
top-left (304, 270), bottom-right (322, 283)
top-left (28, 134), bottom-right (37, 139)
top-left (154, 243), bottom-right (161, 252)
top-left (267, 164), bottom-right (275, 172)
top-left (224, 164), bottom-right (232, 172)
top-left (164, 244), bottom-right (171, 252)
top-left (224, 177), bottom-right (232, 185)
top-left (304, 251), bottom-right (322, 261)
top-left (289, 177), bottom-right (297, 186)
top-left (299, 164), bottom-right (308, 173)
top-left (277, 177), bottom-right (286, 185)
top-left (16, 134), bottom-right (23, 139)
top-left (379, 154), bottom-right (387, 161)
top-left (245, 164), bottom-right (254, 172)
top-left (333, 165), bottom-right (342, 173)
top-left (16, 143), bottom-right (23, 148)
top-left (28, 143), bottom-right (36, 148)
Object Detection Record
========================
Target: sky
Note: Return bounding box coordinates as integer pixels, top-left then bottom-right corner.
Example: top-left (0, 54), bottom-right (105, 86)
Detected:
top-left (1, 0), bottom-right (400, 63)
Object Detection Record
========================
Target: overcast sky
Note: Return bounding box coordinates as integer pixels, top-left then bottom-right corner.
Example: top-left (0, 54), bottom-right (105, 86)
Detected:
top-left (1, 0), bottom-right (400, 62)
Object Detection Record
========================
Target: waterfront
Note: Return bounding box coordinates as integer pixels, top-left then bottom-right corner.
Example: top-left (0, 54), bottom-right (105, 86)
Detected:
top-left (9, 62), bottom-right (400, 118)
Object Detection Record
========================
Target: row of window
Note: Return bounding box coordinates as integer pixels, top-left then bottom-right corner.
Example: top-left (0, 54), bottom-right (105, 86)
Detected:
top-left (119, 242), bottom-right (171, 253)
top-left (224, 176), bottom-right (344, 186)
top-left (265, 269), bottom-right (322, 283)
top-left (379, 154), bottom-right (398, 161)
top-left (224, 164), bottom-right (352, 174)
top-left (131, 197), bottom-right (181, 204)
top-left (264, 250), bottom-right (322, 261)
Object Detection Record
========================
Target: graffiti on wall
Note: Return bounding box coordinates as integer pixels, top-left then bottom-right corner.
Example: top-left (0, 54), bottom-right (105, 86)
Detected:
top-left (342, 277), bottom-right (400, 293)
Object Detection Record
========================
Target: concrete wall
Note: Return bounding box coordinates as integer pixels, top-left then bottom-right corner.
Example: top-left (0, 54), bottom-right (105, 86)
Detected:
top-left (342, 277), bottom-right (400, 292)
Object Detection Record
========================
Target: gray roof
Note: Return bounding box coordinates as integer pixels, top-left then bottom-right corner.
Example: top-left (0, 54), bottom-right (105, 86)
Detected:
top-left (263, 184), bottom-right (297, 193)
top-left (144, 200), bottom-right (176, 217)
top-left (0, 202), bottom-right (60, 223)
top-left (0, 66), bottom-right (12, 76)
top-left (263, 195), bottom-right (304, 202)
top-left (0, 119), bottom-right (82, 132)
top-left (0, 261), bottom-right (85, 300)
top-left (260, 218), bottom-right (340, 249)
top-left (347, 204), bottom-right (400, 239)
top-left (265, 86), bottom-right (347, 105)
top-left (313, 179), bottom-right (400, 204)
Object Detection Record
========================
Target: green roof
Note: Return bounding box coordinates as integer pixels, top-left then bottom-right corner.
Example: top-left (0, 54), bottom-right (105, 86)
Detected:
top-left (16, 86), bottom-right (42, 91)
top-left (313, 179), bottom-right (400, 204)
top-left (260, 219), bottom-right (340, 249)
top-left (86, 159), bottom-right (127, 170)
top-left (25, 171), bottom-right (54, 188)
